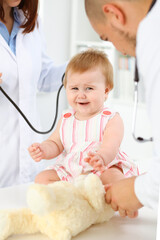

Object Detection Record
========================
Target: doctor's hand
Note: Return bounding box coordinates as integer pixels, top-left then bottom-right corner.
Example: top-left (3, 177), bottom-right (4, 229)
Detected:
top-left (0, 73), bottom-right (2, 84)
top-left (84, 151), bottom-right (105, 171)
top-left (105, 176), bottom-right (143, 218)
top-left (28, 143), bottom-right (46, 162)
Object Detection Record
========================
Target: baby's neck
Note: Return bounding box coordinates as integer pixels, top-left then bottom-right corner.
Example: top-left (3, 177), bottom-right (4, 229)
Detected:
top-left (74, 109), bottom-right (103, 121)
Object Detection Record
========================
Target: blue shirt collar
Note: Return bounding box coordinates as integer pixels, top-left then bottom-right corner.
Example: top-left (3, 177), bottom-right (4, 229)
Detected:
top-left (13, 7), bottom-right (21, 25)
top-left (0, 7), bottom-right (21, 55)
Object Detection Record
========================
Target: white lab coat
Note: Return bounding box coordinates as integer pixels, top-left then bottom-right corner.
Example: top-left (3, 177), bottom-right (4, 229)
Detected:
top-left (134, 0), bottom-right (160, 209)
top-left (0, 11), bottom-right (66, 187)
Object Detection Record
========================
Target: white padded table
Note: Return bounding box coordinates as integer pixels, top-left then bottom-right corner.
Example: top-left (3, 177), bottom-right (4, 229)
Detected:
top-left (0, 184), bottom-right (157, 240)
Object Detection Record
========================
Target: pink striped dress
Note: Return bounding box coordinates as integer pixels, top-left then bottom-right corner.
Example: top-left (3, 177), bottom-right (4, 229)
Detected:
top-left (48, 107), bottom-right (139, 182)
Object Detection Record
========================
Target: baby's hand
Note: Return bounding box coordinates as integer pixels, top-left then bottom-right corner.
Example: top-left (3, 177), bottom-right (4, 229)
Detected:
top-left (84, 151), bottom-right (105, 171)
top-left (0, 73), bottom-right (2, 84)
top-left (28, 143), bottom-right (45, 162)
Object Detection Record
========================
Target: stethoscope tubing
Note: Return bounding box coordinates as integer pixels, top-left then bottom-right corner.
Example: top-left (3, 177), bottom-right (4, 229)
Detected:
top-left (0, 75), bottom-right (64, 134)
top-left (132, 63), bottom-right (153, 142)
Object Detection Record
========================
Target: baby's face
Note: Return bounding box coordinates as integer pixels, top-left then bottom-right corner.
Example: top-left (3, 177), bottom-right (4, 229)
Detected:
top-left (66, 67), bottom-right (109, 120)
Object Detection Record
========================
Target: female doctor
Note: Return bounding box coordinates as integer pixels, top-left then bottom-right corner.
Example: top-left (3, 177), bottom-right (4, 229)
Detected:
top-left (0, 0), bottom-right (66, 187)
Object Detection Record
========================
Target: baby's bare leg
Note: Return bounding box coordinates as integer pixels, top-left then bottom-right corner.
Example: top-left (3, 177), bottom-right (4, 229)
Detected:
top-left (100, 166), bottom-right (124, 185)
top-left (35, 169), bottom-right (60, 184)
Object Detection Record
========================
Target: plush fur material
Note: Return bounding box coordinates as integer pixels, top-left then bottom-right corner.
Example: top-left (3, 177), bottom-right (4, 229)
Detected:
top-left (0, 174), bottom-right (114, 240)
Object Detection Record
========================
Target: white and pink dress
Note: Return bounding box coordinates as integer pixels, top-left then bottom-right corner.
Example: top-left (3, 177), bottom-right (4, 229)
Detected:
top-left (48, 107), bottom-right (139, 182)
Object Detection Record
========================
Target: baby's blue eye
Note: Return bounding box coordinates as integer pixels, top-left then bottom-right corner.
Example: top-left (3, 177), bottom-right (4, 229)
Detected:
top-left (86, 87), bottom-right (93, 90)
top-left (72, 87), bottom-right (78, 90)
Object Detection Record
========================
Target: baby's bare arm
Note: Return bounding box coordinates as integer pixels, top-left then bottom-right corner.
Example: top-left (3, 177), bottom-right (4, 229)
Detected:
top-left (28, 118), bottom-right (64, 161)
top-left (97, 113), bottom-right (124, 165)
top-left (43, 118), bottom-right (64, 159)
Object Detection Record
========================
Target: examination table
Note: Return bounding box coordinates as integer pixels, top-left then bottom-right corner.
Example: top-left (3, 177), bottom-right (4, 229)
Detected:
top-left (0, 183), bottom-right (157, 240)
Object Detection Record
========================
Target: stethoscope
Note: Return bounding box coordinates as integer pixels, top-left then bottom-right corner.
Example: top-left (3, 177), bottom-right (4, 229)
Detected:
top-left (0, 73), bottom-right (65, 134)
top-left (132, 62), bottom-right (153, 142)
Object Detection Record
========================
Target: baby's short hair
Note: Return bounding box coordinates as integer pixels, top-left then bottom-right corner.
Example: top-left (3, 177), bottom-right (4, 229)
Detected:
top-left (64, 49), bottom-right (113, 90)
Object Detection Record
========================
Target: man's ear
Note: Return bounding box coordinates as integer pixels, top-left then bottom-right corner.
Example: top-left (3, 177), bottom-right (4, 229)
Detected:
top-left (103, 4), bottom-right (125, 26)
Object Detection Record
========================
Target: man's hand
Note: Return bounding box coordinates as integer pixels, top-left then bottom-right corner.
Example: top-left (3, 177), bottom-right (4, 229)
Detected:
top-left (105, 176), bottom-right (143, 218)
top-left (84, 151), bottom-right (105, 171)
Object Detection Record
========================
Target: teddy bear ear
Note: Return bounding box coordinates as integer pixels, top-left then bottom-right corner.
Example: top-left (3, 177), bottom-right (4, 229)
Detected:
top-left (74, 174), bottom-right (105, 211)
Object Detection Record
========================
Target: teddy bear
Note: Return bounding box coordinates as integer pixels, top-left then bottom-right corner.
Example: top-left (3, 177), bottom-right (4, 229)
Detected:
top-left (0, 173), bottom-right (114, 240)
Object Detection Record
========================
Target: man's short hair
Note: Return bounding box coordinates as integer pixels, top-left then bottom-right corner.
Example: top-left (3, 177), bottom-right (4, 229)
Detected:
top-left (85, 0), bottom-right (107, 23)
top-left (85, 0), bottom-right (136, 23)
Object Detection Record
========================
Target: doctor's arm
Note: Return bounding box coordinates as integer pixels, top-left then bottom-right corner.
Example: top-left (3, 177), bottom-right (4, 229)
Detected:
top-left (28, 118), bottom-right (64, 162)
top-left (37, 17), bottom-right (67, 92)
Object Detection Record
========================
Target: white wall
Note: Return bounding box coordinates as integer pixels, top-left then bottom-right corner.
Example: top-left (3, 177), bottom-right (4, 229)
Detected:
top-left (37, 1), bottom-right (72, 139)
top-left (39, 0), bottom-right (72, 63)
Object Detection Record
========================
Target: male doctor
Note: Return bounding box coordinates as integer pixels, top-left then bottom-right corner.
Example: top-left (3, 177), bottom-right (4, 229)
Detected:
top-left (85, 0), bottom-right (160, 217)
